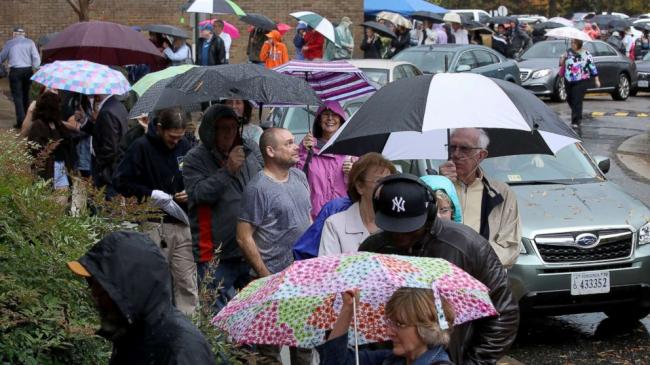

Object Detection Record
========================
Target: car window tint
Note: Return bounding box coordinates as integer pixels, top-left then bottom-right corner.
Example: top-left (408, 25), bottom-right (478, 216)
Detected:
top-left (583, 42), bottom-right (596, 55)
top-left (458, 52), bottom-right (477, 69)
top-left (594, 42), bottom-right (617, 56)
top-left (401, 65), bottom-right (415, 77)
top-left (283, 107), bottom-right (316, 134)
top-left (489, 51), bottom-right (501, 63)
top-left (393, 65), bottom-right (407, 80)
top-left (479, 13), bottom-right (491, 23)
top-left (472, 50), bottom-right (496, 67)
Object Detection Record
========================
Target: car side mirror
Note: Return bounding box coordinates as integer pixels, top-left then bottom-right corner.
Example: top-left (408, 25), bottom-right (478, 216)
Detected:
top-left (594, 155), bottom-right (610, 174)
top-left (456, 64), bottom-right (472, 72)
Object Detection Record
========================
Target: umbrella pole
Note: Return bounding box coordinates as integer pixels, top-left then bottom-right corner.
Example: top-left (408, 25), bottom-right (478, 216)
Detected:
top-left (447, 128), bottom-right (451, 161)
top-left (353, 298), bottom-right (359, 365)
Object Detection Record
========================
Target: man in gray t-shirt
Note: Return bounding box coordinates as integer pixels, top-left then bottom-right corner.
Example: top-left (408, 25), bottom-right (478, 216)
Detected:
top-left (237, 128), bottom-right (312, 277)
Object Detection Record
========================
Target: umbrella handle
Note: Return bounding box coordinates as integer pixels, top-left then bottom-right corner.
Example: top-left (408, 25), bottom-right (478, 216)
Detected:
top-left (353, 298), bottom-right (359, 365)
top-left (447, 128), bottom-right (451, 161)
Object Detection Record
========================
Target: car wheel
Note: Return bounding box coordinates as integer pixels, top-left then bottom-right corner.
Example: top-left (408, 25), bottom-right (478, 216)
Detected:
top-left (551, 76), bottom-right (567, 102)
top-left (611, 73), bottom-right (630, 100)
top-left (604, 306), bottom-right (650, 322)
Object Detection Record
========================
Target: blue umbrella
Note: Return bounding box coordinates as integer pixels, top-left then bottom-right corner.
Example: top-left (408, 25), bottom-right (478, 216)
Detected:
top-left (364, 0), bottom-right (447, 16)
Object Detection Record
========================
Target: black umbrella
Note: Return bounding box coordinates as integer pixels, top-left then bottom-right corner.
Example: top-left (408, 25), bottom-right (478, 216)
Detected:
top-left (608, 19), bottom-right (632, 32)
top-left (411, 11), bottom-right (445, 23)
top-left (533, 21), bottom-right (565, 31)
top-left (320, 74), bottom-right (579, 159)
top-left (240, 13), bottom-right (277, 31)
top-left (143, 24), bottom-right (189, 39)
top-left (161, 64), bottom-right (322, 110)
top-left (360, 21), bottom-right (396, 39)
top-left (464, 20), bottom-right (493, 33)
top-left (634, 22), bottom-right (650, 32)
top-left (129, 77), bottom-right (202, 119)
top-left (589, 14), bottom-right (619, 28)
top-left (489, 16), bottom-right (514, 25)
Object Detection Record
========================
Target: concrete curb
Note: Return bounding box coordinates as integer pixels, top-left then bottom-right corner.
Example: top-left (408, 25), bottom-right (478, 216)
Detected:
top-left (616, 133), bottom-right (650, 181)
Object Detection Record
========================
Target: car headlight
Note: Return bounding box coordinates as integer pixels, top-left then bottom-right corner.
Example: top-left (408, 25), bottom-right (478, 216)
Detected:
top-left (531, 69), bottom-right (552, 79)
top-left (639, 222), bottom-right (650, 246)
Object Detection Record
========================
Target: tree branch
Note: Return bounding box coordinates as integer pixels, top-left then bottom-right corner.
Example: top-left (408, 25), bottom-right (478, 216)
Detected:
top-left (65, 0), bottom-right (81, 15)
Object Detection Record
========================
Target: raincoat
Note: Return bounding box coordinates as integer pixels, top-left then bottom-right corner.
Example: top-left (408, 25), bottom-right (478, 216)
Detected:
top-left (76, 231), bottom-right (214, 364)
top-left (420, 175), bottom-right (463, 223)
top-left (303, 29), bottom-right (325, 60)
top-left (260, 30), bottom-right (289, 69)
top-left (296, 101), bottom-right (350, 218)
top-left (325, 21), bottom-right (354, 60)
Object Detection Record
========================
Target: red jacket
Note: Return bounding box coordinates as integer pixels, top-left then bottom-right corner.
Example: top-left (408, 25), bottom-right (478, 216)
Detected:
top-left (302, 30), bottom-right (324, 60)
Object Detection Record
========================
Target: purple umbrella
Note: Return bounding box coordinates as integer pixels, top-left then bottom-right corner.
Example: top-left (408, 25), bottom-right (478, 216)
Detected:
top-left (42, 21), bottom-right (163, 66)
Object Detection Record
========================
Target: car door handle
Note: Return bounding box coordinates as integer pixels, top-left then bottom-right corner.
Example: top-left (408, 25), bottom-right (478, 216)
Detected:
top-left (497, 68), bottom-right (504, 71)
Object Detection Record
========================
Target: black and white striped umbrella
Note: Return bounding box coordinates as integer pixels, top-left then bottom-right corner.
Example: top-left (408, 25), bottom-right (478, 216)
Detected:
top-left (321, 73), bottom-right (580, 159)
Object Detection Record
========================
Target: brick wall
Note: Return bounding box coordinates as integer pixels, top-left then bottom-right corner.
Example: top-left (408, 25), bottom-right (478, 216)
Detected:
top-left (1, 0), bottom-right (364, 64)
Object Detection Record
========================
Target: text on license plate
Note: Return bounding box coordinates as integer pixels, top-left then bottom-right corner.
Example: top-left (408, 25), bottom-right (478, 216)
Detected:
top-left (571, 271), bottom-right (610, 295)
top-left (639, 80), bottom-right (649, 88)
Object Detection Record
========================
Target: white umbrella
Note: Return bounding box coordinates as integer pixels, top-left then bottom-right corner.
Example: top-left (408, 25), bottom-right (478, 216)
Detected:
top-left (548, 17), bottom-right (574, 27)
top-left (376, 11), bottom-right (412, 29)
top-left (546, 26), bottom-right (592, 42)
top-left (290, 11), bottom-right (336, 43)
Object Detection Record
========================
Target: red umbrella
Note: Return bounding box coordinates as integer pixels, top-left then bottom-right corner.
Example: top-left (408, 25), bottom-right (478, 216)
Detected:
top-left (42, 21), bottom-right (163, 66)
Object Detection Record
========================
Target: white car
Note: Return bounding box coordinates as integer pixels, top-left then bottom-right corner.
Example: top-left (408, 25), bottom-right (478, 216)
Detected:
top-left (449, 9), bottom-right (492, 24)
top-left (347, 59), bottom-right (422, 88)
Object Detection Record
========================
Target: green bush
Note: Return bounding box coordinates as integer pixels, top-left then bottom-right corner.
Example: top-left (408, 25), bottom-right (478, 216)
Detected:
top-left (0, 130), bottom-right (253, 364)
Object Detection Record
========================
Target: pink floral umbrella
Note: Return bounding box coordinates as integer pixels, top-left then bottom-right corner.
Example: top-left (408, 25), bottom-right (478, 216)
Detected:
top-left (213, 252), bottom-right (498, 348)
top-left (198, 19), bottom-right (241, 39)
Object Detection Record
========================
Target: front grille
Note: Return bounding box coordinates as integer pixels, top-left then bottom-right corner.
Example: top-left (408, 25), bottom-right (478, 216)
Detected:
top-left (520, 70), bottom-right (531, 81)
top-left (638, 72), bottom-right (649, 80)
top-left (534, 229), bottom-right (633, 264)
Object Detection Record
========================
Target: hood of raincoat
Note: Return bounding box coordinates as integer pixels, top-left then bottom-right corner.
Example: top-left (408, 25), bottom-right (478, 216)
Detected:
top-left (77, 231), bottom-right (172, 326)
top-left (315, 100), bottom-right (347, 121)
top-left (198, 104), bottom-right (240, 150)
top-left (266, 30), bottom-right (282, 42)
top-left (420, 175), bottom-right (463, 223)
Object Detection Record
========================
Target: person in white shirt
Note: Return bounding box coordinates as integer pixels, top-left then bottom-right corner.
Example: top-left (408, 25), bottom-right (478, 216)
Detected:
top-left (163, 37), bottom-right (193, 66)
top-left (214, 20), bottom-right (232, 63)
top-left (444, 12), bottom-right (469, 45)
top-left (319, 153), bottom-right (396, 256)
top-left (417, 20), bottom-right (438, 45)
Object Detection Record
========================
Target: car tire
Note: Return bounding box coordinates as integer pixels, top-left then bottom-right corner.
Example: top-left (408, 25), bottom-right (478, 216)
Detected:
top-left (551, 76), bottom-right (567, 102)
top-left (611, 73), bottom-right (630, 101)
top-left (604, 306), bottom-right (650, 322)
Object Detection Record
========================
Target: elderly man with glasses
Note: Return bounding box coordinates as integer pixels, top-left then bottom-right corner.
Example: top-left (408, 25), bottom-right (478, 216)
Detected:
top-left (439, 128), bottom-right (522, 268)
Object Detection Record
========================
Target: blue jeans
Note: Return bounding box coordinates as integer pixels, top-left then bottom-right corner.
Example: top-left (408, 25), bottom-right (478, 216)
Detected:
top-left (9, 67), bottom-right (32, 127)
top-left (198, 258), bottom-right (251, 312)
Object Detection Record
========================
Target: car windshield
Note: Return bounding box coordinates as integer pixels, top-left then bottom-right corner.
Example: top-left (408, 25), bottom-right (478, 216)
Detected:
top-left (393, 50), bottom-right (455, 74)
top-left (480, 144), bottom-right (601, 184)
top-left (521, 42), bottom-right (568, 59)
top-left (360, 68), bottom-right (389, 86)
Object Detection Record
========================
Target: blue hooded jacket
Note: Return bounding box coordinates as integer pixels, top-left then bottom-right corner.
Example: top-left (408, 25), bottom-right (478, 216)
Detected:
top-left (420, 175), bottom-right (463, 223)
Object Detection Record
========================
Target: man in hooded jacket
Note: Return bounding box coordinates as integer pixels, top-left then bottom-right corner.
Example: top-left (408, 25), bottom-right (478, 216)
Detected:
top-left (183, 105), bottom-right (263, 310)
top-left (67, 231), bottom-right (214, 364)
top-left (113, 108), bottom-right (197, 315)
top-left (358, 174), bottom-right (519, 365)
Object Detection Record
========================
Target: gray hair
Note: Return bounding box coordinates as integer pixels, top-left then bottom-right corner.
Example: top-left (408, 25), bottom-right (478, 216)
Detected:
top-left (450, 128), bottom-right (490, 150)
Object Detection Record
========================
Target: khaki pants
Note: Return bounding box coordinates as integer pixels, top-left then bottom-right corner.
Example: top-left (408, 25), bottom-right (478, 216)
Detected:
top-left (144, 222), bottom-right (198, 315)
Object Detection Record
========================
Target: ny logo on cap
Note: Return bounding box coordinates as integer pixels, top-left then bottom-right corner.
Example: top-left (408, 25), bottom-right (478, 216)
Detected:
top-left (392, 196), bottom-right (406, 213)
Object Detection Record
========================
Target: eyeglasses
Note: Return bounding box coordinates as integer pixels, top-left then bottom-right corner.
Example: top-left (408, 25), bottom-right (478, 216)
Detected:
top-left (320, 111), bottom-right (339, 118)
top-left (385, 318), bottom-right (411, 330)
top-left (446, 144), bottom-right (483, 157)
top-left (438, 207), bottom-right (452, 214)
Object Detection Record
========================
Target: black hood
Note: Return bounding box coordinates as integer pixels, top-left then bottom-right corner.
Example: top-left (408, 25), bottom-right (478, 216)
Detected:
top-left (198, 104), bottom-right (239, 149)
top-left (78, 231), bottom-right (173, 326)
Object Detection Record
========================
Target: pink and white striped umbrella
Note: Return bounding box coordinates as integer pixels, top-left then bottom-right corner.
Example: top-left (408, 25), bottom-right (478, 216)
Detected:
top-left (31, 60), bottom-right (130, 95)
top-left (273, 60), bottom-right (377, 103)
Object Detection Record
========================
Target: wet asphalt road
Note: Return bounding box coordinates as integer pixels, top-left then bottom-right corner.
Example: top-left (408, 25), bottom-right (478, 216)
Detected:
top-left (507, 94), bottom-right (650, 365)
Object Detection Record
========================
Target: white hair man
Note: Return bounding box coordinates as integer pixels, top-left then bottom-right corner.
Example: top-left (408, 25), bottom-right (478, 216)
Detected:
top-left (439, 128), bottom-right (521, 268)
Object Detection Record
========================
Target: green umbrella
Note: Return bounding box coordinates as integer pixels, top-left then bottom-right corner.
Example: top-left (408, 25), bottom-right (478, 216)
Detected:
top-left (131, 65), bottom-right (196, 96)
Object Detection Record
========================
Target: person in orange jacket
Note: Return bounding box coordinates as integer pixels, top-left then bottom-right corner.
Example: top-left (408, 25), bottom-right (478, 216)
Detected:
top-left (259, 30), bottom-right (289, 69)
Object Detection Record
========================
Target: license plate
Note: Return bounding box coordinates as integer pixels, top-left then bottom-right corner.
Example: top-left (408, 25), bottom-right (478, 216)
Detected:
top-left (571, 271), bottom-right (610, 295)
top-left (639, 80), bottom-right (649, 88)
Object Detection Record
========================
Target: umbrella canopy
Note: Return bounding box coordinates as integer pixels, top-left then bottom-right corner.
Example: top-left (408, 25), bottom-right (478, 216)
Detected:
top-left (548, 17), bottom-right (574, 27)
top-left (360, 21), bottom-right (396, 39)
top-left (588, 14), bottom-right (619, 29)
top-left (148, 64), bottom-right (322, 112)
top-left (186, 0), bottom-right (246, 15)
top-left (213, 252), bottom-right (497, 347)
top-left (290, 11), bottom-right (336, 43)
top-left (240, 13), bottom-right (277, 31)
top-left (142, 24), bottom-right (189, 39)
top-left (131, 64), bottom-right (196, 96)
top-left (533, 21), bottom-right (566, 31)
top-left (364, 0), bottom-right (447, 16)
top-left (608, 19), bottom-right (632, 32)
top-left (31, 60), bottom-right (130, 96)
top-left (411, 11), bottom-right (445, 23)
top-left (546, 27), bottom-right (592, 42)
top-left (129, 77), bottom-right (201, 119)
top-left (488, 16), bottom-right (513, 25)
top-left (634, 22), bottom-right (650, 32)
top-left (198, 19), bottom-right (241, 39)
top-left (376, 11), bottom-right (412, 29)
top-left (42, 21), bottom-right (163, 66)
top-left (321, 73), bottom-right (579, 159)
top-left (464, 20), bottom-right (493, 33)
top-left (277, 23), bottom-right (293, 36)
top-left (273, 60), bottom-right (377, 103)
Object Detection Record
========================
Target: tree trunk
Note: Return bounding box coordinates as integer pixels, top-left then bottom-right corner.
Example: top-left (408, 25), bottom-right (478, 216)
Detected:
top-left (66, 0), bottom-right (92, 21)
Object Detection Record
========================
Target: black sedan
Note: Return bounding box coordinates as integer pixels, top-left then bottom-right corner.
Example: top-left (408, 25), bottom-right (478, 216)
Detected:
top-left (392, 44), bottom-right (521, 84)
top-left (635, 52), bottom-right (650, 92)
top-left (517, 40), bottom-right (638, 101)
